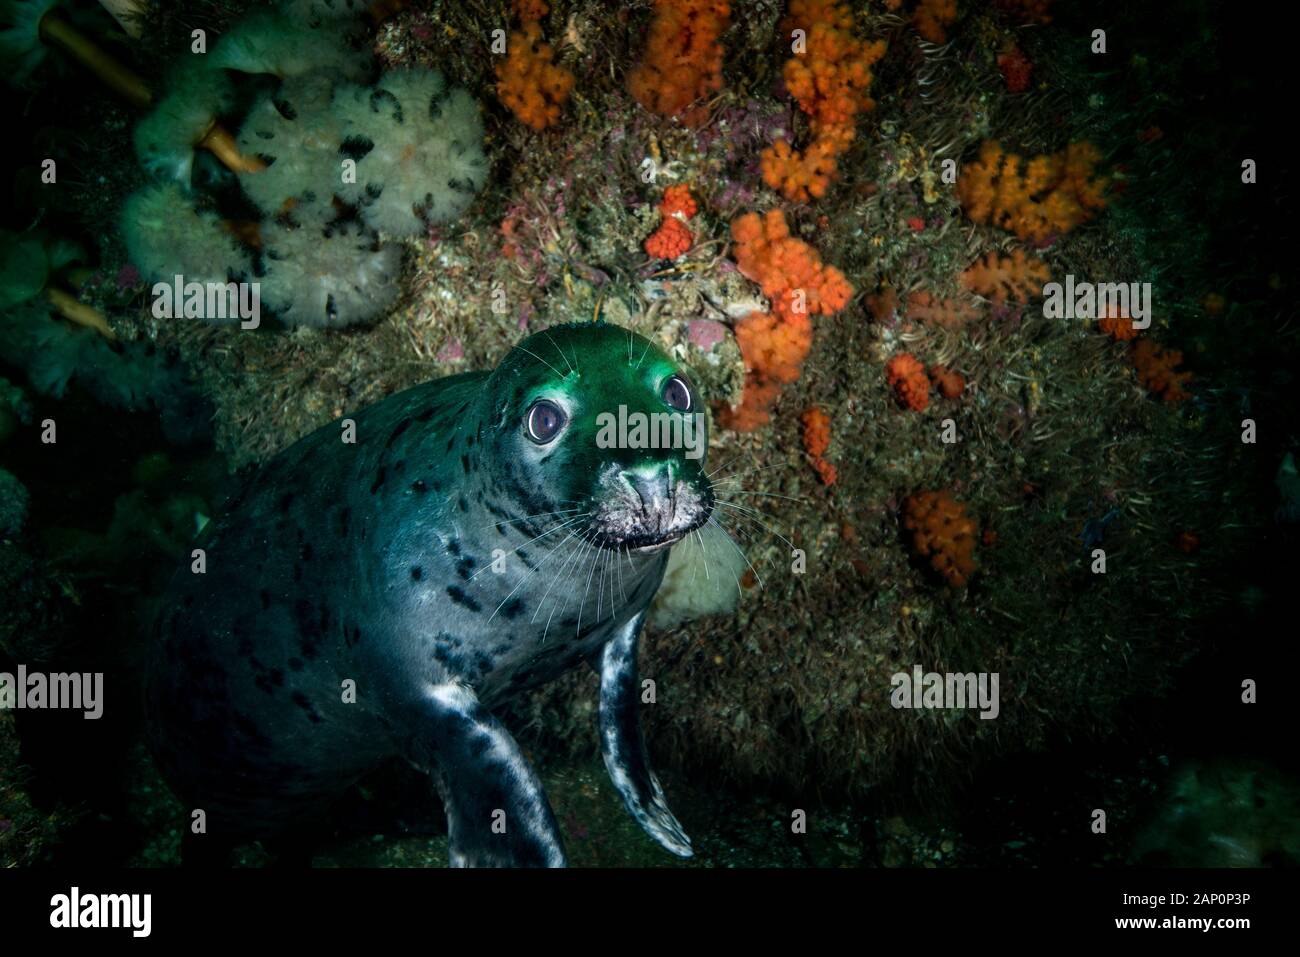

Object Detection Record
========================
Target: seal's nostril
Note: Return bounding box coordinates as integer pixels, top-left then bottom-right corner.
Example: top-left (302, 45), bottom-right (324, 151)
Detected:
top-left (621, 468), bottom-right (672, 519)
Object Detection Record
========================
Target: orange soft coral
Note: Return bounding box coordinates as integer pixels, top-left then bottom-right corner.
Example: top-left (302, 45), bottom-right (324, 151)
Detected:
top-left (720, 210), bottom-right (851, 431)
top-left (1130, 338), bottom-right (1193, 403)
top-left (902, 490), bottom-right (978, 587)
top-left (993, 0), bottom-right (1053, 24)
top-left (513, 0), bottom-right (550, 20)
top-left (760, 0), bottom-right (887, 201)
top-left (627, 0), bottom-right (731, 128)
top-left (957, 140), bottom-right (1108, 244)
top-left (1097, 308), bottom-right (1138, 341)
top-left (929, 364), bottom-right (965, 399)
top-left (760, 138), bottom-right (841, 203)
top-left (659, 183), bottom-right (698, 220)
top-left (801, 407), bottom-right (837, 485)
top-left (731, 210), bottom-right (853, 320)
top-left (718, 368), bottom-right (783, 431)
top-left (960, 249), bottom-right (1051, 304)
top-left (905, 290), bottom-right (978, 329)
top-left (723, 309), bottom-right (814, 430)
top-left (886, 353), bottom-right (930, 411)
top-left (997, 43), bottom-right (1033, 93)
top-left (496, 20), bottom-right (575, 130)
top-left (644, 216), bottom-right (694, 259)
top-left (732, 311), bottom-right (812, 386)
top-left (912, 0), bottom-right (958, 43)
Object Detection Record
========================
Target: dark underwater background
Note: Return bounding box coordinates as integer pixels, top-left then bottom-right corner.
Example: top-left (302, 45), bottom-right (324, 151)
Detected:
top-left (1, 0), bottom-right (1295, 867)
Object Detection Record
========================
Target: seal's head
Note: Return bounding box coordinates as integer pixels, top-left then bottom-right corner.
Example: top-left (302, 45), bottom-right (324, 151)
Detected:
top-left (483, 323), bottom-right (713, 551)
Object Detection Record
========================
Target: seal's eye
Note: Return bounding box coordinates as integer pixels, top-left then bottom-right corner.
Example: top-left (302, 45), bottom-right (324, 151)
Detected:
top-left (662, 374), bottom-right (692, 412)
top-left (525, 400), bottom-right (567, 443)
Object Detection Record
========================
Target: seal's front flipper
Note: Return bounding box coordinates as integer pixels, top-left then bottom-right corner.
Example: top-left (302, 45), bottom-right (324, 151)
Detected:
top-left (597, 613), bottom-right (693, 858)
top-left (419, 682), bottom-right (566, 868)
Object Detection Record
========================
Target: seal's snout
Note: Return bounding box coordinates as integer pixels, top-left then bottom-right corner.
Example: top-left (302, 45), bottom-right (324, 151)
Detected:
top-left (622, 467), bottom-right (673, 534)
top-left (592, 463), bottom-right (711, 550)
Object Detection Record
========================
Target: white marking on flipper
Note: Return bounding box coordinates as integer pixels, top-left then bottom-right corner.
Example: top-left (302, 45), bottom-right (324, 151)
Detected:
top-left (597, 615), bottom-right (693, 857)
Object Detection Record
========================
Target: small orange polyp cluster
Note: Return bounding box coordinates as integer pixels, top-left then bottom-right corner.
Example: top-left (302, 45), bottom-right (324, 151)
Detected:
top-left (1098, 309), bottom-right (1138, 341)
top-left (911, 0), bottom-right (958, 43)
top-left (957, 140), bottom-right (1108, 244)
top-left (628, 0), bottom-right (731, 128)
top-left (761, 0), bottom-right (887, 201)
top-left (513, 0), bottom-right (550, 19)
top-left (801, 407), bottom-right (837, 485)
top-left (496, 19), bottom-right (575, 131)
top-left (886, 353), bottom-right (930, 411)
top-left (994, 0), bottom-right (1053, 24)
top-left (1131, 338), bottom-right (1193, 403)
top-left (929, 364), bottom-right (965, 399)
top-left (902, 490), bottom-right (979, 588)
top-left (645, 216), bottom-right (693, 259)
top-left (644, 184), bottom-right (698, 260)
top-left (659, 183), bottom-right (698, 220)
top-left (721, 210), bottom-right (852, 431)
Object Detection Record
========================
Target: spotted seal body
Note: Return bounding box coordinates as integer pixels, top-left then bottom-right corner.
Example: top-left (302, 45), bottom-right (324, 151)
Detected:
top-left (145, 323), bottom-right (712, 866)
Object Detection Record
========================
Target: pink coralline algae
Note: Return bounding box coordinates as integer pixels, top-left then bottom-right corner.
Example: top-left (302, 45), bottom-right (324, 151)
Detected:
top-left (688, 319), bottom-right (727, 352)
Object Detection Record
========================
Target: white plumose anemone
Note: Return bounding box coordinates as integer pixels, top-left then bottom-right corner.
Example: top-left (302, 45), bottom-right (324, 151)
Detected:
top-left (236, 73), bottom-right (347, 215)
top-left (121, 182), bottom-right (249, 287)
top-left (133, 62), bottom-right (235, 184)
top-left (260, 214), bottom-right (401, 328)
top-left (210, 7), bottom-right (371, 82)
top-left (333, 69), bottom-right (489, 237)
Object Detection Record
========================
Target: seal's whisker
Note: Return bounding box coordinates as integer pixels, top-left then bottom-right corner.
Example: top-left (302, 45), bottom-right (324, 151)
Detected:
top-left (688, 527), bottom-right (704, 585)
top-left (700, 522), bottom-right (743, 597)
top-left (468, 514), bottom-right (588, 582)
top-left (709, 488), bottom-right (810, 507)
top-left (609, 548), bottom-right (624, 617)
top-left (614, 544), bottom-right (629, 605)
top-left (556, 532), bottom-right (600, 633)
top-left (517, 345), bottom-right (566, 380)
top-left (707, 514), bottom-right (763, 590)
top-left (532, 526), bottom-right (593, 627)
top-left (543, 329), bottom-right (576, 377)
top-left (543, 532), bottom-right (597, 644)
top-left (713, 500), bottom-right (800, 557)
top-left (597, 547), bottom-right (610, 621)
top-left (706, 458), bottom-right (792, 488)
top-left (488, 528), bottom-right (577, 622)
top-left (722, 517), bottom-right (779, 574)
top-left (485, 523), bottom-right (584, 618)
top-left (576, 528), bottom-right (604, 636)
top-left (634, 336), bottom-right (653, 370)
top-left (481, 507), bottom-right (582, 530)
